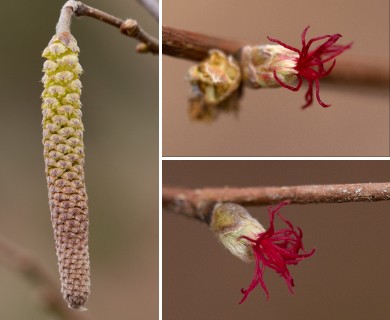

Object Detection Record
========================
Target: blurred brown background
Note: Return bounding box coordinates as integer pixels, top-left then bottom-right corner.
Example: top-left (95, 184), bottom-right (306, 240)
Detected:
top-left (0, 1), bottom-right (157, 319)
top-left (162, 0), bottom-right (389, 156)
top-left (163, 161), bottom-right (390, 320)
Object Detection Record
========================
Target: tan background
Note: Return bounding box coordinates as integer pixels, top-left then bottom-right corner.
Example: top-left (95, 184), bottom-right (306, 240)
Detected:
top-left (163, 0), bottom-right (389, 156)
top-left (0, 1), bottom-right (157, 319)
top-left (163, 161), bottom-right (390, 320)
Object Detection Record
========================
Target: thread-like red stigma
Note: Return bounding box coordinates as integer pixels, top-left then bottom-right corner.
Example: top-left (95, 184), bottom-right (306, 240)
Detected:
top-left (239, 201), bottom-right (315, 304)
top-left (268, 26), bottom-right (352, 108)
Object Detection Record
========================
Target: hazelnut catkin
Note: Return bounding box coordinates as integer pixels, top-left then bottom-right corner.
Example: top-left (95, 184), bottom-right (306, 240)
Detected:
top-left (41, 33), bottom-right (90, 310)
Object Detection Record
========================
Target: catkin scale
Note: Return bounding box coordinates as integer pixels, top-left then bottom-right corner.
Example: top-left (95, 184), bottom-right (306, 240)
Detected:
top-left (41, 33), bottom-right (90, 309)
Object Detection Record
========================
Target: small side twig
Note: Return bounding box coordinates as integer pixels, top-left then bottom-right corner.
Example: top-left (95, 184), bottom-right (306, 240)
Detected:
top-left (137, 0), bottom-right (159, 22)
top-left (57, 1), bottom-right (78, 35)
top-left (59, 1), bottom-right (158, 54)
top-left (0, 235), bottom-right (93, 320)
top-left (163, 182), bottom-right (390, 222)
top-left (162, 26), bottom-right (389, 87)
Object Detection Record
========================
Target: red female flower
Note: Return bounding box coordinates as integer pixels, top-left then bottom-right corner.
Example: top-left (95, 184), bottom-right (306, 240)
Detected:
top-left (239, 201), bottom-right (315, 304)
top-left (268, 26), bottom-right (352, 108)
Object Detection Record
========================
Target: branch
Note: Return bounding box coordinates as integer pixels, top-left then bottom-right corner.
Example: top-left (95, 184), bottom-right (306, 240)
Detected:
top-left (0, 235), bottom-right (93, 320)
top-left (163, 182), bottom-right (390, 222)
top-left (59, 1), bottom-right (158, 54)
top-left (162, 26), bottom-right (389, 87)
top-left (325, 55), bottom-right (389, 87)
top-left (137, 0), bottom-right (159, 22)
top-left (163, 26), bottom-right (243, 61)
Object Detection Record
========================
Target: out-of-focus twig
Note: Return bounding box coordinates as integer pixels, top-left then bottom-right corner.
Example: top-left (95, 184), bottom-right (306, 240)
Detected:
top-left (162, 26), bottom-right (389, 87)
top-left (0, 235), bottom-right (93, 320)
top-left (137, 0), bottom-right (159, 22)
top-left (324, 55), bottom-right (389, 87)
top-left (163, 182), bottom-right (390, 221)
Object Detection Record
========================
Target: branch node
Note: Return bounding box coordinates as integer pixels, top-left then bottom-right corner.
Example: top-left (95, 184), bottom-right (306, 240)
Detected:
top-left (120, 19), bottom-right (140, 37)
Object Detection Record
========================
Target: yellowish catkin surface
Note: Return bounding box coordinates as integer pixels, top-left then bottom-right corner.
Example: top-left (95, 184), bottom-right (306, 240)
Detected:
top-left (41, 34), bottom-right (90, 309)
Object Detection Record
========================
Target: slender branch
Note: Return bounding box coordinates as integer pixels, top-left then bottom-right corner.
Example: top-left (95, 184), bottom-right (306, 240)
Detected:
top-left (58, 1), bottom-right (158, 54)
top-left (163, 182), bottom-right (390, 222)
top-left (0, 235), bottom-right (93, 320)
top-left (162, 26), bottom-right (389, 87)
top-left (137, 0), bottom-right (159, 22)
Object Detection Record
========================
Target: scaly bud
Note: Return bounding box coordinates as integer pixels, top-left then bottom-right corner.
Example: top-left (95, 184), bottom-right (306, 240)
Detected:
top-left (210, 203), bottom-right (265, 263)
top-left (187, 50), bottom-right (242, 122)
top-left (240, 44), bottom-right (299, 89)
top-left (41, 33), bottom-right (90, 310)
top-left (188, 50), bottom-right (241, 105)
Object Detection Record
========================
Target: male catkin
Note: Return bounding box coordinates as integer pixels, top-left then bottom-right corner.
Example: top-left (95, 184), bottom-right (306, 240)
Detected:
top-left (41, 33), bottom-right (90, 309)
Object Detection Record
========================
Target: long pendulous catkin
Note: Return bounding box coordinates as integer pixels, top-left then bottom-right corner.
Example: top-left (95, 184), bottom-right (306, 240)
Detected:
top-left (41, 33), bottom-right (90, 310)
